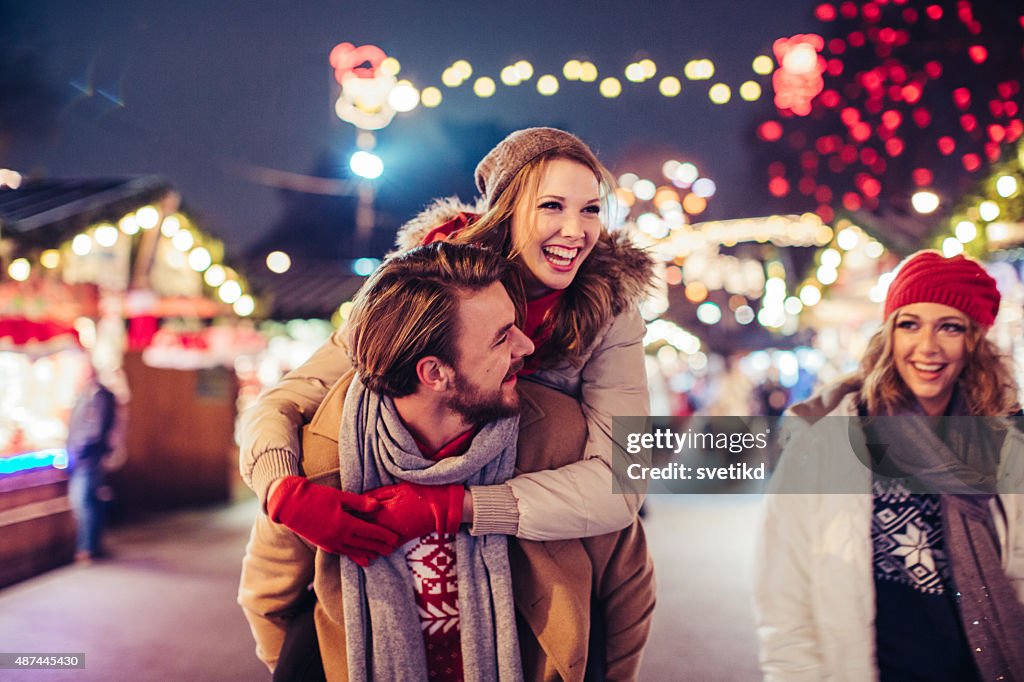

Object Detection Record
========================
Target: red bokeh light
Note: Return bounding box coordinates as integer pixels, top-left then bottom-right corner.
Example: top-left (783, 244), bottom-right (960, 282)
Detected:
top-left (800, 151), bottom-right (819, 169)
top-left (862, 177), bottom-right (882, 198)
top-left (839, 1), bottom-right (857, 19)
top-left (861, 147), bottom-right (879, 165)
top-left (865, 97), bottom-right (884, 114)
top-left (840, 145), bottom-right (858, 164)
top-left (768, 177), bottom-right (791, 197)
top-left (759, 121), bottom-right (784, 141)
top-left (798, 177), bottom-right (817, 195)
top-left (961, 114), bottom-right (977, 133)
top-left (840, 107), bottom-right (860, 125)
top-left (953, 88), bottom-right (971, 110)
top-left (888, 65), bottom-right (908, 84)
top-left (870, 158), bottom-right (888, 175)
top-left (768, 161), bottom-right (787, 177)
top-left (925, 4), bottom-right (943, 20)
top-left (820, 89), bottom-right (841, 107)
top-left (968, 46), bottom-right (988, 64)
top-left (924, 61), bottom-right (942, 79)
top-left (878, 28), bottom-right (898, 44)
top-left (888, 85), bottom-right (904, 102)
top-left (842, 192), bottom-right (863, 211)
top-left (862, 70), bottom-right (883, 92)
top-left (912, 108), bottom-right (932, 128)
top-left (997, 81), bottom-right (1020, 99)
top-left (1007, 119), bottom-right (1024, 141)
top-left (816, 135), bottom-right (839, 154)
top-left (815, 185), bottom-right (833, 205)
top-left (901, 83), bottom-right (923, 104)
top-left (849, 31), bottom-right (866, 48)
top-left (815, 3), bottom-right (837, 21)
top-left (828, 38), bottom-right (846, 54)
top-left (851, 122), bottom-right (871, 142)
top-left (827, 59), bottom-right (844, 77)
top-left (881, 110), bottom-right (902, 129)
top-left (1006, 102), bottom-right (1020, 118)
top-left (912, 168), bottom-right (933, 186)
top-left (962, 153), bottom-right (981, 172)
top-left (816, 205), bottom-right (835, 223)
top-left (885, 138), bottom-right (905, 156)
top-left (902, 8), bottom-right (919, 23)
top-left (988, 124), bottom-right (1006, 143)
top-left (937, 136), bottom-right (956, 155)
top-left (862, 3), bottom-right (881, 21)
top-left (985, 142), bottom-right (1001, 162)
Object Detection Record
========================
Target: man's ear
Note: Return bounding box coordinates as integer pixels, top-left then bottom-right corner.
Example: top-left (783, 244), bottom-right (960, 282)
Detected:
top-left (415, 356), bottom-right (454, 392)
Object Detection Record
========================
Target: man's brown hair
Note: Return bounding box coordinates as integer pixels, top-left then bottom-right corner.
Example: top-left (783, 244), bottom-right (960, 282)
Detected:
top-left (345, 241), bottom-right (524, 397)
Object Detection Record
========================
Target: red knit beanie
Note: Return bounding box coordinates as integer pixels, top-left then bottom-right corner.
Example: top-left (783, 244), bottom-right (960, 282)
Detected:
top-left (883, 250), bottom-right (1000, 326)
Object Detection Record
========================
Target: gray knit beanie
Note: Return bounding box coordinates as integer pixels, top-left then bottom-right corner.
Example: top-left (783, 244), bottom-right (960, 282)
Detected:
top-left (474, 127), bottom-right (600, 207)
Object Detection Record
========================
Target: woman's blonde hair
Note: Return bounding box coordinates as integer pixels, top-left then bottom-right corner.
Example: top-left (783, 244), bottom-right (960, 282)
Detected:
top-left (857, 313), bottom-right (1019, 416)
top-left (448, 149), bottom-right (621, 367)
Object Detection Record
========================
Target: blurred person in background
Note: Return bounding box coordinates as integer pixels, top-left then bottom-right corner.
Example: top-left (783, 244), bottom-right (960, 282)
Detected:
top-left (755, 251), bottom-right (1024, 681)
top-left (66, 359), bottom-right (122, 562)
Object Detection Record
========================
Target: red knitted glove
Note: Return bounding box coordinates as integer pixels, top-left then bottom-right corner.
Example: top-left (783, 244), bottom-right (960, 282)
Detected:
top-left (364, 482), bottom-right (465, 544)
top-left (268, 476), bottom-right (400, 566)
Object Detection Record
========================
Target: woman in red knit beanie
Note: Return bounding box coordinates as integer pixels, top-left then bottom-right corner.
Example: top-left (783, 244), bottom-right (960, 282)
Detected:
top-left (756, 249), bottom-right (1024, 681)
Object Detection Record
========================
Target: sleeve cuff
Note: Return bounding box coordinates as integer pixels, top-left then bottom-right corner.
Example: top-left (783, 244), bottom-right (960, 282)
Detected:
top-left (468, 484), bottom-right (520, 536)
top-left (250, 449), bottom-right (301, 511)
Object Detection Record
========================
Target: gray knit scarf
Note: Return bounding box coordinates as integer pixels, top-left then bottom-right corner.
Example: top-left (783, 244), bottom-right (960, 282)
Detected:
top-left (336, 377), bottom-right (523, 682)
top-left (861, 390), bottom-right (1024, 680)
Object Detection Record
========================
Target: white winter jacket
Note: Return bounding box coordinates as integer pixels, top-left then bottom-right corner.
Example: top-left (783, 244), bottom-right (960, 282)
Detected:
top-left (753, 387), bottom-right (1024, 681)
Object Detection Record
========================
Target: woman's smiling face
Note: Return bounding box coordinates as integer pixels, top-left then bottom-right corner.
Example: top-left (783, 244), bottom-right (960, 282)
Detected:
top-left (510, 157), bottom-right (602, 298)
top-left (891, 302), bottom-right (969, 416)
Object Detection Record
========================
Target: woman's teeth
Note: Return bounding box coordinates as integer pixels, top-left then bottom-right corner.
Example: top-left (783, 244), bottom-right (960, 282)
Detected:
top-left (912, 362), bottom-right (944, 372)
top-left (542, 245), bottom-right (579, 266)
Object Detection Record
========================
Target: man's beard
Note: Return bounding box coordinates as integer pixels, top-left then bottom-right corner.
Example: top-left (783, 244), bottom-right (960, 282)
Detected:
top-left (445, 361), bottom-right (523, 426)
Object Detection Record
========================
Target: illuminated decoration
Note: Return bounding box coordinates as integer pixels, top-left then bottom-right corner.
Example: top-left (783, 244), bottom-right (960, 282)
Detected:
top-left (136, 205), bottom-right (160, 229)
top-left (771, 34), bottom-right (826, 116)
top-left (911, 190), bottom-right (940, 214)
top-left (473, 77), bottom-right (496, 98)
top-left (420, 87), bottom-right (443, 107)
top-left (266, 251), bottom-right (292, 274)
top-left (0, 168), bottom-right (23, 189)
top-left (759, 4), bottom-right (1024, 230)
top-left (352, 257), bottom-right (381, 276)
top-left (40, 250), bottom-right (60, 269)
top-left (94, 223), bottom-right (119, 248)
top-left (660, 77), bottom-right (681, 97)
top-left (0, 449), bottom-right (68, 475)
top-left (350, 151), bottom-right (384, 179)
top-left (388, 81), bottom-right (420, 112)
top-left (599, 77), bottom-right (622, 98)
top-left (8, 258), bottom-right (31, 282)
top-left (537, 75), bottom-right (559, 96)
top-left (709, 83), bottom-right (731, 104)
top-left (331, 42), bottom-right (401, 130)
top-left (188, 247), bottom-right (213, 272)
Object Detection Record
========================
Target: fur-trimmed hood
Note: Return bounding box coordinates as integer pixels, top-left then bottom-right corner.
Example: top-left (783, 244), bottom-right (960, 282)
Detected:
top-left (392, 197), bottom-right (655, 315)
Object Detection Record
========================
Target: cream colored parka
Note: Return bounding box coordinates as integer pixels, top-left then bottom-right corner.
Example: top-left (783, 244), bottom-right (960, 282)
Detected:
top-left (753, 383), bottom-right (1024, 681)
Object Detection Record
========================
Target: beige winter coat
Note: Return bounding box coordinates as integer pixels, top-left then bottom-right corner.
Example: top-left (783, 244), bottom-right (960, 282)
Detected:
top-left (239, 374), bottom-right (656, 681)
top-left (240, 198), bottom-right (654, 540)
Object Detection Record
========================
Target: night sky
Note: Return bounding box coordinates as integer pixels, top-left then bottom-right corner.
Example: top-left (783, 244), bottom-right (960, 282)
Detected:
top-left (6, 1), bottom-right (818, 256)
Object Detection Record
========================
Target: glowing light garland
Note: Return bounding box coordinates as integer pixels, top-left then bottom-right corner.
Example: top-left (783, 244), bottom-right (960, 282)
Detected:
top-left (758, 3), bottom-right (1024, 226)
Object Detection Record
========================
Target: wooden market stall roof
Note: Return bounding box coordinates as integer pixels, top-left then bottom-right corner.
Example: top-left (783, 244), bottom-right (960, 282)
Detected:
top-left (0, 176), bottom-right (171, 247)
